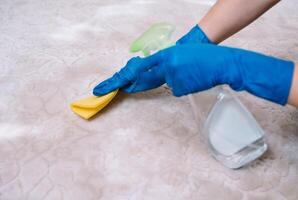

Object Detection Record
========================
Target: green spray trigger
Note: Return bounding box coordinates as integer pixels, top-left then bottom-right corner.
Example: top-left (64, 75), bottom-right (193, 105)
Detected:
top-left (130, 22), bottom-right (175, 56)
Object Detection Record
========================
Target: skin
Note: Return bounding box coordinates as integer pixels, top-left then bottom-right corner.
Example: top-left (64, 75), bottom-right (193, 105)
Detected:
top-left (197, 0), bottom-right (298, 107)
top-left (288, 64), bottom-right (298, 107)
top-left (198, 0), bottom-right (280, 44)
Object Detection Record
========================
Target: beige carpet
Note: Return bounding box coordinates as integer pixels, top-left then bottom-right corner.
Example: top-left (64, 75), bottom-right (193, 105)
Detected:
top-left (0, 0), bottom-right (297, 199)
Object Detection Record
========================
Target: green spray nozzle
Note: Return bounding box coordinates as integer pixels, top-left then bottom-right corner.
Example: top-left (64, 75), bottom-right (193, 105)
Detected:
top-left (130, 22), bottom-right (175, 56)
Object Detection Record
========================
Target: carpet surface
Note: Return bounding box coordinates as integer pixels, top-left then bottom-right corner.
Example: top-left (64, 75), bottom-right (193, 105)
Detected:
top-left (0, 0), bottom-right (297, 199)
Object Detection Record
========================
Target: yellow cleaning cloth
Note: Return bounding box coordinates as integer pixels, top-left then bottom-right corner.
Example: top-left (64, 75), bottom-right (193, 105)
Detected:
top-left (70, 90), bottom-right (118, 120)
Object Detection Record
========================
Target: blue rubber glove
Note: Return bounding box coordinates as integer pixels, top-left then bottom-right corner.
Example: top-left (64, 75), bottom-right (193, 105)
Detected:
top-left (176, 24), bottom-right (213, 45)
top-left (93, 44), bottom-right (294, 105)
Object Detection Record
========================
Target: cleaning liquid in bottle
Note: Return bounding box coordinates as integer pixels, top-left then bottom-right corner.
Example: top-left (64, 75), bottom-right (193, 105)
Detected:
top-left (189, 87), bottom-right (267, 169)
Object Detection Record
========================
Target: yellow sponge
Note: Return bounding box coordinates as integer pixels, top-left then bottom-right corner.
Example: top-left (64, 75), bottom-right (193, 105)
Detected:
top-left (70, 90), bottom-right (118, 120)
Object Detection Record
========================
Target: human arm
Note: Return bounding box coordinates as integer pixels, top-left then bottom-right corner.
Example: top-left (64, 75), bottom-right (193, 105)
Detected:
top-left (93, 44), bottom-right (295, 106)
top-left (177, 0), bottom-right (280, 44)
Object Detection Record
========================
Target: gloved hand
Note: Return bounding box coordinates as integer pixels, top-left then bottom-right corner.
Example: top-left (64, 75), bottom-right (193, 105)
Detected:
top-left (93, 44), bottom-right (294, 105)
top-left (176, 24), bottom-right (213, 45)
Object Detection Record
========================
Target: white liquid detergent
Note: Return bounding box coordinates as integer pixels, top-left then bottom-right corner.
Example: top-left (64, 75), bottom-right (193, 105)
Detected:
top-left (207, 96), bottom-right (262, 156)
top-left (202, 90), bottom-right (267, 169)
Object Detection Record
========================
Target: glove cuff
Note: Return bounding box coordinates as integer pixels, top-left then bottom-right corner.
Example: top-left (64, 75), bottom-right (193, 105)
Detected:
top-left (229, 49), bottom-right (295, 105)
top-left (176, 24), bottom-right (213, 45)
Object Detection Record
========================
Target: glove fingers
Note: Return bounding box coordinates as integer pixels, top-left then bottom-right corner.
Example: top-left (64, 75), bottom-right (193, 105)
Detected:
top-left (93, 51), bottom-right (162, 96)
top-left (140, 52), bottom-right (161, 70)
top-left (93, 73), bottom-right (129, 96)
top-left (122, 65), bottom-right (165, 93)
top-left (115, 52), bottom-right (162, 82)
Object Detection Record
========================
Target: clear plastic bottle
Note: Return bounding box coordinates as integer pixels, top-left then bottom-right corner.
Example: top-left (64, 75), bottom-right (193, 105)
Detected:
top-left (189, 87), bottom-right (267, 169)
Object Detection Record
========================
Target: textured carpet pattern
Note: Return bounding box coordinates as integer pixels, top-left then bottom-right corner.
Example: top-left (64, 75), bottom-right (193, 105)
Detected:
top-left (0, 0), bottom-right (297, 199)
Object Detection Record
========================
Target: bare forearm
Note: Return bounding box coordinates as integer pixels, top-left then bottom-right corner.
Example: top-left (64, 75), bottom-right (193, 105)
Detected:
top-left (288, 64), bottom-right (298, 107)
top-left (199, 0), bottom-right (280, 43)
